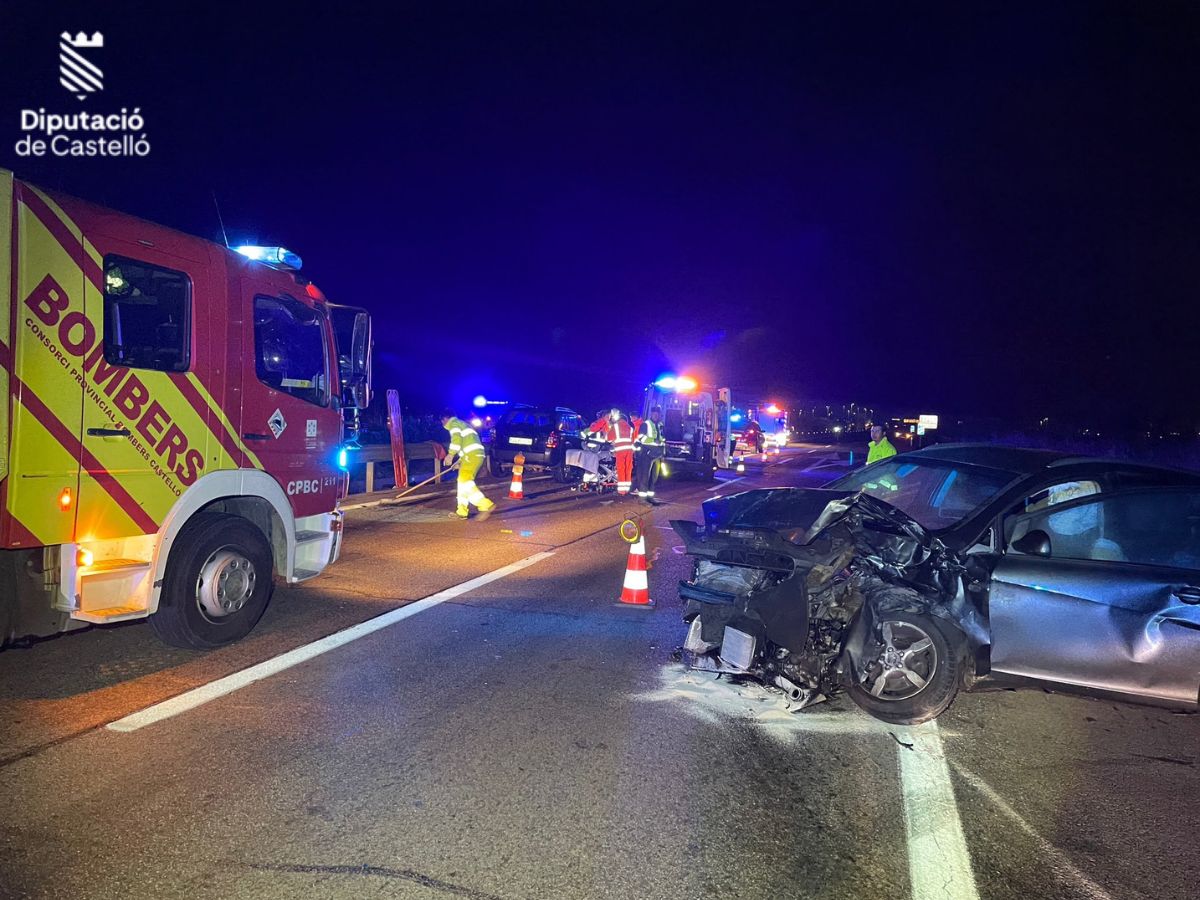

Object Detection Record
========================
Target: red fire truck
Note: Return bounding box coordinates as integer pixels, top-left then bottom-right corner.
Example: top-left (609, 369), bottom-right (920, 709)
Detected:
top-left (0, 169), bottom-right (372, 648)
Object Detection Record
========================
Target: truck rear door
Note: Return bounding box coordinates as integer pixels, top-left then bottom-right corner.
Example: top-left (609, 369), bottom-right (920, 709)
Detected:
top-left (75, 235), bottom-right (213, 540)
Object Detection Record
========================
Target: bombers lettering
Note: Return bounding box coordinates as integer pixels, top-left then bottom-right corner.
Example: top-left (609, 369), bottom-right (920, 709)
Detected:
top-left (24, 274), bottom-right (204, 488)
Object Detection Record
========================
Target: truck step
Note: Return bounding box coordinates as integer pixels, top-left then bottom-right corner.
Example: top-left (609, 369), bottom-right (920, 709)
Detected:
top-left (81, 558), bottom-right (150, 576)
top-left (294, 530), bottom-right (328, 545)
top-left (291, 568), bottom-right (321, 582)
top-left (71, 605), bottom-right (148, 624)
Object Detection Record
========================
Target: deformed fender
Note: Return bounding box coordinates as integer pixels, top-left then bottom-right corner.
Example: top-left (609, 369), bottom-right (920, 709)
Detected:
top-left (842, 577), bottom-right (990, 681)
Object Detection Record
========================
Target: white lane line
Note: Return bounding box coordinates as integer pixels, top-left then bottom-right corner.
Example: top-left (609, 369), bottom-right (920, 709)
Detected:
top-left (898, 721), bottom-right (980, 900)
top-left (107, 551), bottom-right (556, 733)
top-left (951, 763), bottom-right (1115, 900)
top-left (706, 476), bottom-right (746, 492)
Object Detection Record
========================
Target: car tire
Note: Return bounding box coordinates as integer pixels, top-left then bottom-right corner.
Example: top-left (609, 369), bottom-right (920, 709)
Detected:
top-left (489, 455), bottom-right (507, 479)
top-left (847, 610), bottom-right (964, 725)
top-left (150, 513), bottom-right (274, 650)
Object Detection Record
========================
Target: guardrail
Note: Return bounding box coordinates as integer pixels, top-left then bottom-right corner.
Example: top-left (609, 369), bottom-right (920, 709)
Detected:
top-left (345, 441), bottom-right (447, 493)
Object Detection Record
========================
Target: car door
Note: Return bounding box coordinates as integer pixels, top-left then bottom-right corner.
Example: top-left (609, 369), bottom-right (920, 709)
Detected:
top-left (989, 487), bottom-right (1200, 704)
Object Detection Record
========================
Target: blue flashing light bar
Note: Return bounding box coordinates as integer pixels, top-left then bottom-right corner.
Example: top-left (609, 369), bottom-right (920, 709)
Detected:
top-left (234, 245), bottom-right (303, 271)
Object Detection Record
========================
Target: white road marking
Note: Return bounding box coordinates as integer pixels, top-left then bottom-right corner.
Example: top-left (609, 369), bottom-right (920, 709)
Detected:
top-left (899, 722), bottom-right (980, 900)
top-left (707, 476), bottom-right (746, 491)
top-left (951, 763), bottom-right (1115, 900)
top-left (107, 551), bottom-right (556, 733)
top-left (633, 667), bottom-right (980, 900)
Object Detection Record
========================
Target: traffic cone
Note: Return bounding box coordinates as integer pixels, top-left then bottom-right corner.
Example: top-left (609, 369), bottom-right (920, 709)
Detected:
top-left (617, 534), bottom-right (653, 607)
top-left (508, 452), bottom-right (525, 500)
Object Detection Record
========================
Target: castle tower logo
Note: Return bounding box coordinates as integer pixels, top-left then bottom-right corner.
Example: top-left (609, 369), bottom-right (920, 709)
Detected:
top-left (59, 31), bottom-right (104, 100)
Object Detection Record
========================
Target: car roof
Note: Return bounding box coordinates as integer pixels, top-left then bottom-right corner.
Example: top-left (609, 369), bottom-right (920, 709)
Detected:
top-left (503, 405), bottom-right (578, 415)
top-left (903, 443), bottom-right (1200, 482)
top-left (903, 444), bottom-right (1075, 473)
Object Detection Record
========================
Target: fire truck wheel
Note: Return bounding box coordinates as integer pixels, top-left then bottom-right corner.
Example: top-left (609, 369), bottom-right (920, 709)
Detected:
top-left (151, 513), bottom-right (274, 649)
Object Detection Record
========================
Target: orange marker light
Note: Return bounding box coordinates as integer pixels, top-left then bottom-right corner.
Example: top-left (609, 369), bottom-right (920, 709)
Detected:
top-left (77, 548), bottom-right (93, 568)
top-left (58, 487), bottom-right (72, 510)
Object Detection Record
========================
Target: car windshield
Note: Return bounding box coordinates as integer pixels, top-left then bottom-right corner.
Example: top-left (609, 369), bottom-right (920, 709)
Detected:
top-left (827, 459), bottom-right (1015, 530)
top-left (502, 410), bottom-right (551, 427)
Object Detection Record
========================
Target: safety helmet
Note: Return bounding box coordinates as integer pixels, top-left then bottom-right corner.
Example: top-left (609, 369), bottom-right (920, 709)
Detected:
top-left (609, 407), bottom-right (621, 420)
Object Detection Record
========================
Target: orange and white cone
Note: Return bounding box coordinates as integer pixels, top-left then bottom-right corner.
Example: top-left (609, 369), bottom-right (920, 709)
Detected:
top-left (508, 453), bottom-right (525, 500)
top-left (617, 534), bottom-right (653, 607)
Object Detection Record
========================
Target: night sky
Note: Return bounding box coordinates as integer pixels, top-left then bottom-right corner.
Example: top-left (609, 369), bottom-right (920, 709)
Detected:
top-left (4, 2), bottom-right (1198, 427)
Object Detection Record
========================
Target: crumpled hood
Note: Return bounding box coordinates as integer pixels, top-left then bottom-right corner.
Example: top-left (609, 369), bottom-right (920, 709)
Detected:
top-left (700, 488), bottom-right (934, 547)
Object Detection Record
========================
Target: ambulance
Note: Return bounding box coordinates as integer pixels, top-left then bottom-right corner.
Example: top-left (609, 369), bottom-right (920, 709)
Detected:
top-left (0, 169), bottom-right (372, 648)
top-left (641, 376), bottom-right (734, 479)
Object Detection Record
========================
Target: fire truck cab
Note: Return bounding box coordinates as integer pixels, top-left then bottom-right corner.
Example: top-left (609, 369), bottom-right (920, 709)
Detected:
top-left (1, 169), bottom-right (372, 648)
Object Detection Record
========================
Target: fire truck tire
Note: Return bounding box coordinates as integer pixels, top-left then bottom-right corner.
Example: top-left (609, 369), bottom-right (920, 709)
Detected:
top-left (151, 513), bottom-right (274, 649)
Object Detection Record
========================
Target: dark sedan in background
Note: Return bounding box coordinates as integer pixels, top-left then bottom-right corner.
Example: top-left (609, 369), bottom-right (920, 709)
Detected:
top-left (488, 405), bottom-right (586, 481)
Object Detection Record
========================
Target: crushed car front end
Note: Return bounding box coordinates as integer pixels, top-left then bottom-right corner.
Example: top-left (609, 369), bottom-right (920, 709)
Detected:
top-left (672, 488), bottom-right (989, 724)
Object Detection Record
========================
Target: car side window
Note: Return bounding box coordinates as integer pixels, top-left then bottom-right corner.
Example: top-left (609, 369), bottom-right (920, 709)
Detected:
top-left (253, 295), bottom-right (329, 406)
top-left (1008, 489), bottom-right (1200, 569)
top-left (1003, 480), bottom-right (1101, 542)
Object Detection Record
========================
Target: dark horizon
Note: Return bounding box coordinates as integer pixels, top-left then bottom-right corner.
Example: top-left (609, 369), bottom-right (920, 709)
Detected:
top-left (4, 2), bottom-right (1198, 429)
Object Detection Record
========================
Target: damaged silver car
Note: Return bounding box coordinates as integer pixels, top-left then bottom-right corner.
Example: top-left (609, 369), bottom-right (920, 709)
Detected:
top-left (672, 445), bottom-right (1200, 724)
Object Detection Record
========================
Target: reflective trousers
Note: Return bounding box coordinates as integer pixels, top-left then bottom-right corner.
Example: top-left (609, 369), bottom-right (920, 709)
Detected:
top-left (456, 454), bottom-right (487, 510)
top-left (615, 449), bottom-right (633, 494)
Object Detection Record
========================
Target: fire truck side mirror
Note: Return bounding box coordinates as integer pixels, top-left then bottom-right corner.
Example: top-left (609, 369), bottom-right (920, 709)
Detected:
top-left (330, 305), bottom-right (373, 410)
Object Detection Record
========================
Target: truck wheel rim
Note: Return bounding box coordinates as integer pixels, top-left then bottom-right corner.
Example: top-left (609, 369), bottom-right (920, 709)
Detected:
top-left (196, 549), bottom-right (257, 620)
top-left (867, 620), bottom-right (937, 702)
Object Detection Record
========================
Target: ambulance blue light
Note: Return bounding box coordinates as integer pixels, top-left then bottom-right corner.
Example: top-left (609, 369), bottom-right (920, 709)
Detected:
top-left (731, 413), bottom-right (743, 423)
top-left (473, 395), bottom-right (488, 408)
top-left (337, 447), bottom-right (349, 470)
top-left (234, 245), bottom-right (303, 270)
top-left (655, 376), bottom-right (677, 390)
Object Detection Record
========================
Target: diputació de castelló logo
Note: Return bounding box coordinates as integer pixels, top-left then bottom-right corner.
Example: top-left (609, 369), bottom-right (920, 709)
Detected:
top-left (14, 30), bottom-right (151, 158)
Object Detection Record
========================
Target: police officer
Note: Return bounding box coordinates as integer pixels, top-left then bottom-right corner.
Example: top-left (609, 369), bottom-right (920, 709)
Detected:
top-left (634, 405), bottom-right (666, 504)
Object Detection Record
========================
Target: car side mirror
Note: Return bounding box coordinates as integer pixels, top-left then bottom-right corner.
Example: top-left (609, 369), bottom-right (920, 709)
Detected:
top-left (1012, 529), bottom-right (1052, 557)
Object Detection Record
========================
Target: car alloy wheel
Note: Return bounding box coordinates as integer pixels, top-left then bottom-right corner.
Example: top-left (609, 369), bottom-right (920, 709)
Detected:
top-left (867, 619), bottom-right (938, 702)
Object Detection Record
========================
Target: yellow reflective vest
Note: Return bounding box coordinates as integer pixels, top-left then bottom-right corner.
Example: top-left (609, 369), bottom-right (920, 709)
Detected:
top-left (867, 437), bottom-right (897, 464)
top-left (446, 417), bottom-right (484, 460)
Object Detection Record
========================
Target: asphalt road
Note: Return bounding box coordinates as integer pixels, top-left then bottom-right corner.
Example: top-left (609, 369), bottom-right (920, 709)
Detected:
top-left (1, 444), bottom-right (1197, 900)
